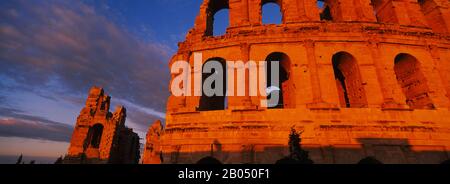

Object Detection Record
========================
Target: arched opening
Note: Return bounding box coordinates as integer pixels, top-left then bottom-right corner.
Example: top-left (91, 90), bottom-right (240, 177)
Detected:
top-left (318, 0), bottom-right (332, 21)
top-left (394, 54), bottom-right (435, 109)
top-left (87, 124), bottom-right (104, 148)
top-left (213, 9), bottom-right (229, 36)
top-left (265, 52), bottom-right (291, 109)
top-left (196, 156), bottom-right (222, 164)
top-left (358, 157), bottom-right (383, 164)
top-left (198, 58), bottom-right (227, 111)
top-left (262, 1), bottom-right (282, 24)
top-left (332, 52), bottom-right (368, 108)
top-left (320, 6), bottom-right (332, 21)
top-left (206, 0), bottom-right (229, 36)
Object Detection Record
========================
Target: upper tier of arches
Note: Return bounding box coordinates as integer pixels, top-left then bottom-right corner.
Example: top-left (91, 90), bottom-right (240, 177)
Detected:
top-left (196, 0), bottom-right (450, 36)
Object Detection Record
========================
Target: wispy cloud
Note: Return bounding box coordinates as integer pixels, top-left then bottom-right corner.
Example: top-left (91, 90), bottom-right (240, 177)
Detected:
top-left (0, 118), bottom-right (73, 143)
top-left (0, 106), bottom-right (73, 142)
top-left (0, 0), bottom-right (170, 113)
top-left (0, 0), bottom-right (173, 146)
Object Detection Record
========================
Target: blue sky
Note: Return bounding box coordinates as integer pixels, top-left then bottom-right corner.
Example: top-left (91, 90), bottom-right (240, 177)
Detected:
top-left (0, 0), bottom-right (285, 163)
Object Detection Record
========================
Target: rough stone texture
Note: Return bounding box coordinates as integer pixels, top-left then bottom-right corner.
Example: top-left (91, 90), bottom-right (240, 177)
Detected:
top-left (144, 0), bottom-right (450, 164)
top-left (64, 87), bottom-right (140, 164)
top-left (142, 120), bottom-right (164, 164)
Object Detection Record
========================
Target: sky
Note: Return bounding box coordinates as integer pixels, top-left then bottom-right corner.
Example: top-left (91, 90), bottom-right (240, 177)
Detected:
top-left (0, 0), bottom-right (284, 163)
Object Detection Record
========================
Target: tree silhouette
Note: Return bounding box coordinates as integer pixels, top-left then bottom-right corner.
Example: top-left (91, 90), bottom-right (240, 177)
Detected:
top-left (15, 154), bottom-right (23, 164)
top-left (276, 127), bottom-right (313, 164)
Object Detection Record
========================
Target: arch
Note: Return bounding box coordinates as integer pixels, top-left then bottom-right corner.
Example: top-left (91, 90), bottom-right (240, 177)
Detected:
top-left (198, 57), bottom-right (227, 111)
top-left (87, 124), bottom-right (104, 148)
top-left (206, 0), bottom-right (230, 36)
top-left (358, 157), bottom-right (383, 164)
top-left (196, 156), bottom-right (222, 164)
top-left (265, 52), bottom-right (291, 109)
top-left (332, 52), bottom-right (368, 108)
top-left (318, 0), bottom-right (332, 21)
top-left (212, 9), bottom-right (229, 36)
top-left (394, 53), bottom-right (435, 109)
top-left (262, 0), bottom-right (282, 24)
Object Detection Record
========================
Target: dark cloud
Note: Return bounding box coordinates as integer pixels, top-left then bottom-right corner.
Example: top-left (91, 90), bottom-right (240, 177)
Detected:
top-left (0, 107), bottom-right (73, 142)
top-left (0, 0), bottom-right (170, 114)
top-left (0, 118), bottom-right (73, 142)
top-left (0, 107), bottom-right (68, 126)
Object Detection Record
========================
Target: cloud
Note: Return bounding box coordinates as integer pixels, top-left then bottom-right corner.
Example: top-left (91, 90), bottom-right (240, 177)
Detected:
top-left (0, 0), bottom-right (170, 114)
top-left (0, 107), bottom-right (73, 142)
top-left (0, 118), bottom-right (73, 142)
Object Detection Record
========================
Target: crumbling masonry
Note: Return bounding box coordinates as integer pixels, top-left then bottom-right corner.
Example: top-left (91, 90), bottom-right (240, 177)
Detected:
top-left (64, 87), bottom-right (140, 164)
top-left (143, 0), bottom-right (450, 164)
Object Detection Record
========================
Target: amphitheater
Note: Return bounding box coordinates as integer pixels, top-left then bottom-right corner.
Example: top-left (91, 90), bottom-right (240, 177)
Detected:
top-left (142, 0), bottom-right (450, 164)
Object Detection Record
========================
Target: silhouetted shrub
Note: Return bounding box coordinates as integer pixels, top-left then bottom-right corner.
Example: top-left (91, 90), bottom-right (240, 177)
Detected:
top-left (196, 156), bottom-right (222, 164)
top-left (15, 154), bottom-right (23, 164)
top-left (276, 127), bottom-right (314, 164)
top-left (358, 157), bottom-right (383, 164)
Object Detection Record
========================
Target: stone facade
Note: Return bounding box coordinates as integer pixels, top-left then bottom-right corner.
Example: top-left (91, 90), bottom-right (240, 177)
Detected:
top-left (143, 0), bottom-right (450, 164)
top-left (64, 87), bottom-right (140, 164)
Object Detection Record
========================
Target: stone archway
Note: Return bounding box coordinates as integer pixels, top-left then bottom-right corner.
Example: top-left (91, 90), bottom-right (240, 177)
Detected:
top-left (332, 52), bottom-right (368, 108)
top-left (87, 124), bottom-right (104, 148)
top-left (394, 53), bottom-right (435, 109)
top-left (198, 57), bottom-right (227, 111)
top-left (205, 0), bottom-right (230, 36)
top-left (265, 52), bottom-right (291, 109)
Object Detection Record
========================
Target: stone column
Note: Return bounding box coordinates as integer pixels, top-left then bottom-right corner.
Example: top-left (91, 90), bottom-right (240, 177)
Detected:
top-left (248, 0), bottom-right (262, 25)
top-left (368, 41), bottom-right (409, 110)
top-left (420, 0), bottom-right (450, 34)
top-left (167, 52), bottom-right (190, 113)
top-left (425, 45), bottom-right (450, 109)
top-left (305, 40), bottom-right (338, 110)
top-left (300, 0), bottom-right (320, 21)
top-left (404, 0), bottom-right (428, 27)
top-left (428, 45), bottom-right (450, 107)
top-left (229, 43), bottom-right (256, 110)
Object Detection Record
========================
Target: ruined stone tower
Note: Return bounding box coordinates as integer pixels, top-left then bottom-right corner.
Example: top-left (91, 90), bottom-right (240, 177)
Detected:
top-left (64, 87), bottom-right (140, 164)
top-left (144, 0), bottom-right (450, 164)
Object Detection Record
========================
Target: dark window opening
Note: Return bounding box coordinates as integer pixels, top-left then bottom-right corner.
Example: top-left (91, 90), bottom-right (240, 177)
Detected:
top-left (198, 58), bottom-right (227, 111)
top-left (320, 5), bottom-right (332, 21)
top-left (333, 63), bottom-right (351, 108)
top-left (332, 52), bottom-right (368, 108)
top-left (394, 53), bottom-right (435, 109)
top-left (87, 124), bottom-right (104, 148)
top-left (266, 52), bottom-right (290, 109)
top-left (206, 0), bottom-right (229, 36)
